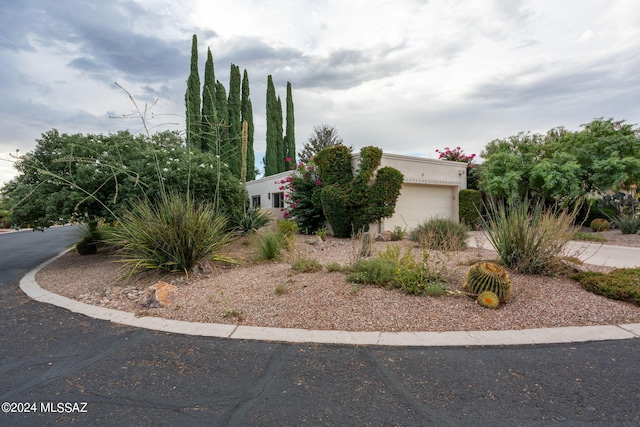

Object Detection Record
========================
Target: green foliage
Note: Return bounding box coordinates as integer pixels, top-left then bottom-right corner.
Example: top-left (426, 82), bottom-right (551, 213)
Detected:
top-left (573, 231), bottom-right (607, 243)
top-left (477, 291), bottom-right (500, 309)
top-left (284, 82), bottom-right (296, 170)
top-left (480, 198), bottom-right (577, 274)
top-left (573, 269), bottom-right (640, 306)
top-left (590, 218), bottom-right (610, 232)
top-left (459, 189), bottom-right (483, 230)
top-left (75, 236), bottom-right (98, 256)
top-left (324, 261), bottom-right (345, 272)
top-left (185, 34), bottom-right (201, 149)
top-left (609, 211), bottom-right (640, 235)
top-left (106, 192), bottom-right (235, 275)
top-left (280, 161), bottom-right (325, 234)
top-left (0, 209), bottom-right (10, 228)
top-left (315, 227), bottom-right (327, 241)
top-left (241, 70), bottom-right (256, 181)
top-left (1, 130), bottom-right (246, 229)
top-left (391, 226), bottom-right (405, 241)
top-left (410, 217), bottom-right (468, 251)
top-left (265, 75), bottom-right (281, 176)
top-left (226, 64), bottom-right (242, 178)
top-left (232, 207), bottom-right (272, 235)
top-left (291, 258), bottom-right (322, 273)
top-left (298, 124), bottom-right (345, 163)
top-left (201, 47), bottom-right (218, 153)
top-left (480, 118), bottom-right (640, 201)
top-left (464, 262), bottom-right (512, 302)
top-left (348, 245), bottom-right (445, 296)
top-left (276, 219), bottom-right (298, 250)
top-left (253, 231), bottom-right (285, 261)
top-left (316, 146), bottom-right (404, 238)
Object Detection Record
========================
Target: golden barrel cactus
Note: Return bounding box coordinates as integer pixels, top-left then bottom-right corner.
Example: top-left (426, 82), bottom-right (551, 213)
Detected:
top-left (464, 262), bottom-right (512, 302)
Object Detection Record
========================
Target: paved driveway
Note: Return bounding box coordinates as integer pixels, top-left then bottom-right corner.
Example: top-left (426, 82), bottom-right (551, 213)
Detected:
top-left (1, 227), bottom-right (639, 426)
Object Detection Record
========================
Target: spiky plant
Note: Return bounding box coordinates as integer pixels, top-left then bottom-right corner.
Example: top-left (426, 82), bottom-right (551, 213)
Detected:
top-left (477, 291), bottom-right (500, 309)
top-left (464, 262), bottom-right (512, 302)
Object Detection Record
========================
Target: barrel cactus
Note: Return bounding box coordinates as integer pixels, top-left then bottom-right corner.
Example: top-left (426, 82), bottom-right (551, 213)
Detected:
top-left (464, 262), bottom-right (512, 302)
top-left (590, 218), bottom-right (610, 232)
top-left (75, 236), bottom-right (97, 255)
top-left (477, 291), bottom-right (500, 309)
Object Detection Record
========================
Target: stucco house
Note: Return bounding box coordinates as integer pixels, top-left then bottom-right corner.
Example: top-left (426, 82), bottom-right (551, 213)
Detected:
top-left (245, 153), bottom-right (468, 233)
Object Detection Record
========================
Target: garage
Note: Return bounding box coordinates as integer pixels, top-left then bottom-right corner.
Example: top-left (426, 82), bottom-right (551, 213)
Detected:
top-left (381, 184), bottom-right (457, 232)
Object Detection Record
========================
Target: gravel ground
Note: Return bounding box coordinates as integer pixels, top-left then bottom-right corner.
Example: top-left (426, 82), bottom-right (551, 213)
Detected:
top-left (35, 229), bottom-right (640, 333)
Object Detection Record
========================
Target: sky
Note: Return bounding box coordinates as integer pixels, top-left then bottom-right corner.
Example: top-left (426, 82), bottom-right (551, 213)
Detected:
top-left (1, 0), bottom-right (640, 185)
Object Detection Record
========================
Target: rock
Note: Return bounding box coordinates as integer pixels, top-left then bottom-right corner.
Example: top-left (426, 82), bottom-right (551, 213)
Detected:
top-left (190, 259), bottom-right (213, 276)
top-left (376, 231), bottom-right (393, 242)
top-left (306, 236), bottom-right (324, 246)
top-left (139, 281), bottom-right (177, 308)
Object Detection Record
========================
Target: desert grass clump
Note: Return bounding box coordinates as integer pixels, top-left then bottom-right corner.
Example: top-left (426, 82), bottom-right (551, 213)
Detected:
top-left (292, 258), bottom-right (323, 273)
top-left (481, 198), bottom-right (578, 275)
top-left (254, 231), bottom-right (285, 261)
top-left (609, 211), bottom-right (640, 235)
top-left (324, 261), bottom-right (345, 272)
top-left (106, 192), bottom-right (234, 275)
top-left (410, 217), bottom-right (468, 251)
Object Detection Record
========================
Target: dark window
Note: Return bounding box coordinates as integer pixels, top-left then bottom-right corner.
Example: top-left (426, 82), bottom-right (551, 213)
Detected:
top-left (272, 192), bottom-right (284, 208)
top-left (251, 195), bottom-right (261, 208)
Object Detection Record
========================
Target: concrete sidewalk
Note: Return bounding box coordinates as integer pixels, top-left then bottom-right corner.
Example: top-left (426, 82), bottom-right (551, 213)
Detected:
top-left (20, 247), bottom-right (640, 347)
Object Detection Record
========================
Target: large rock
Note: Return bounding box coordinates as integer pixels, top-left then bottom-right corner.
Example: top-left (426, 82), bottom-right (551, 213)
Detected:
top-left (139, 281), bottom-right (177, 308)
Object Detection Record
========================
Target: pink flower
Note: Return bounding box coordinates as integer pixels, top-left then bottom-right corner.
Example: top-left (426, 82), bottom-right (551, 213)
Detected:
top-left (286, 157), bottom-right (292, 163)
top-left (316, 179), bottom-right (322, 186)
top-left (279, 186), bottom-right (285, 190)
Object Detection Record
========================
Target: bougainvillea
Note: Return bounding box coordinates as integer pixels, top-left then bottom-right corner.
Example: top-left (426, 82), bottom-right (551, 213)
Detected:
top-left (436, 146), bottom-right (476, 163)
top-left (276, 159), bottom-right (325, 234)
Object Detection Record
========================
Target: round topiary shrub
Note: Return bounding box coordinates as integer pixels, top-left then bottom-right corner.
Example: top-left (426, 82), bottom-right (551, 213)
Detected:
top-left (477, 291), bottom-right (500, 309)
top-left (464, 262), bottom-right (511, 302)
top-left (590, 218), bottom-right (610, 232)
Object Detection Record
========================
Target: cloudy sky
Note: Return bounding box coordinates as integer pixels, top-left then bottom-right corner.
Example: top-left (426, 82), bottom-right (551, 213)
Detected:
top-left (1, 0), bottom-right (640, 185)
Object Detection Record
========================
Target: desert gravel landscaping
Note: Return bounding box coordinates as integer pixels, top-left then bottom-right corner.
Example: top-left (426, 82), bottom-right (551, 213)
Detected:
top-left (35, 229), bottom-right (640, 333)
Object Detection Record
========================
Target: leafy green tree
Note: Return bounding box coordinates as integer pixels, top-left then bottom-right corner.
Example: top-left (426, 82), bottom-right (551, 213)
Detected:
top-left (241, 69), bottom-right (256, 180)
top-left (227, 64), bottom-right (242, 178)
top-left (185, 34), bottom-right (201, 149)
top-left (201, 47), bottom-right (217, 153)
top-left (298, 124), bottom-right (345, 163)
top-left (265, 75), bottom-right (280, 176)
top-left (284, 82), bottom-right (296, 170)
top-left (1, 129), bottom-right (246, 229)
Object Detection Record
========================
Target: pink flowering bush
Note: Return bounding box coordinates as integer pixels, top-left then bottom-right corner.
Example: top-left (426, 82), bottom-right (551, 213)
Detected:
top-left (277, 160), bottom-right (325, 234)
top-left (436, 146), bottom-right (476, 163)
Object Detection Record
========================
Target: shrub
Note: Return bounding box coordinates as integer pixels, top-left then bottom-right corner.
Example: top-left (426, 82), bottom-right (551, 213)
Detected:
top-left (75, 236), bottom-right (98, 256)
top-left (573, 231), bottom-right (607, 243)
top-left (459, 189), bottom-right (482, 230)
top-left (608, 211), bottom-right (640, 235)
top-left (573, 269), bottom-right (640, 305)
top-left (276, 219), bottom-right (298, 250)
top-left (292, 258), bottom-right (323, 273)
top-left (391, 226), bottom-right (405, 241)
top-left (254, 231), bottom-right (285, 261)
top-left (324, 261), bottom-right (344, 272)
top-left (480, 198), bottom-right (577, 275)
top-left (410, 217), bottom-right (468, 251)
top-left (347, 258), bottom-right (398, 286)
top-left (279, 161), bottom-right (325, 234)
top-left (232, 207), bottom-right (272, 235)
top-left (106, 192), bottom-right (235, 275)
top-left (316, 227), bottom-right (328, 241)
top-left (590, 218), bottom-right (610, 232)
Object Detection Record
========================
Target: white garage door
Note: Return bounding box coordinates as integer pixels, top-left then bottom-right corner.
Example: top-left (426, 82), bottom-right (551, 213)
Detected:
top-left (382, 184), bottom-right (455, 231)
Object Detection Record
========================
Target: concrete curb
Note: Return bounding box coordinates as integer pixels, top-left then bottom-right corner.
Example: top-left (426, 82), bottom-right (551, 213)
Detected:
top-left (20, 250), bottom-right (640, 347)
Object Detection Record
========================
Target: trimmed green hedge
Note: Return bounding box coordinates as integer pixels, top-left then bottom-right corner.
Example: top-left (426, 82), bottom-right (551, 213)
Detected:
top-left (459, 189), bottom-right (482, 229)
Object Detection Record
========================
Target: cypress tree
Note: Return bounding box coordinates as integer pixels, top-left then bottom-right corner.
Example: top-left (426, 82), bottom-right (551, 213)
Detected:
top-left (284, 81), bottom-right (296, 170)
top-left (265, 75), bottom-right (279, 176)
top-left (201, 47), bottom-right (217, 153)
top-left (227, 64), bottom-right (242, 178)
top-left (241, 69), bottom-right (256, 180)
top-left (185, 34), bottom-right (201, 149)
top-left (276, 95), bottom-right (285, 172)
top-left (215, 81), bottom-right (230, 166)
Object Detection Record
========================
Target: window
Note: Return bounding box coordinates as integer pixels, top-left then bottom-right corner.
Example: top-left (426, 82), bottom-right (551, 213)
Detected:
top-left (272, 192), bottom-right (284, 208)
top-left (251, 195), bottom-right (261, 208)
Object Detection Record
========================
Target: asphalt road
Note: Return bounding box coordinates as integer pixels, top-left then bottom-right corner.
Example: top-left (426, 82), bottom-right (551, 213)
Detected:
top-left (1, 227), bottom-right (639, 426)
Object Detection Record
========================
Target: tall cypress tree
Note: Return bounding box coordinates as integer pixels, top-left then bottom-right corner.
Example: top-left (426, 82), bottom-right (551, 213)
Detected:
top-left (201, 47), bottom-right (216, 153)
top-left (215, 81), bottom-right (230, 166)
top-left (265, 75), bottom-right (279, 176)
top-left (227, 64), bottom-right (242, 178)
top-left (276, 95), bottom-right (285, 172)
top-left (185, 34), bottom-right (201, 149)
top-left (284, 81), bottom-right (296, 170)
top-left (241, 69), bottom-right (256, 180)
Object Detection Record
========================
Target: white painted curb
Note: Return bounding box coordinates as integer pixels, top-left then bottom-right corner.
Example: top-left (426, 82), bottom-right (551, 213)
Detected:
top-left (19, 250), bottom-right (640, 347)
